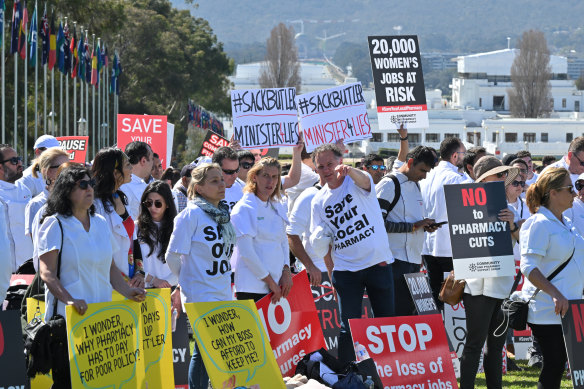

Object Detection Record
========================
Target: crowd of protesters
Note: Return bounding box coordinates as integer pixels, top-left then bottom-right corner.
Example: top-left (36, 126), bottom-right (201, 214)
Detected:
top-left (1, 130), bottom-right (584, 389)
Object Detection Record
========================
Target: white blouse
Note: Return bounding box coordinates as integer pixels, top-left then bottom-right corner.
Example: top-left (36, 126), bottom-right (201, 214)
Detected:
top-left (137, 221), bottom-right (178, 287)
top-left (94, 198), bottom-right (134, 276)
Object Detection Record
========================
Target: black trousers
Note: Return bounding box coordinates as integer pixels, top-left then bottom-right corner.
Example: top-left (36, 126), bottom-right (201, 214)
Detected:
top-left (422, 255), bottom-right (453, 311)
top-left (529, 323), bottom-right (567, 389)
top-left (392, 259), bottom-right (421, 316)
top-left (236, 292), bottom-right (266, 302)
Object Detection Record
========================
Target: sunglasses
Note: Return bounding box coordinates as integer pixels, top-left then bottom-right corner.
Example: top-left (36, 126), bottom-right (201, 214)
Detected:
top-left (573, 153), bottom-right (584, 167)
top-left (557, 185), bottom-right (576, 194)
top-left (222, 168), bottom-right (240, 175)
top-left (78, 179), bottom-right (96, 190)
top-left (496, 171), bottom-right (508, 178)
top-left (511, 180), bottom-right (526, 188)
top-left (0, 156), bottom-right (22, 165)
top-left (576, 181), bottom-right (584, 192)
top-left (367, 165), bottom-right (387, 171)
top-left (143, 199), bottom-right (164, 209)
top-left (240, 162), bottom-right (254, 170)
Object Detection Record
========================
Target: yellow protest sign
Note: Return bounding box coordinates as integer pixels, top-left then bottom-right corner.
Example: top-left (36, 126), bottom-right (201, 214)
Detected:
top-left (184, 300), bottom-right (285, 389)
top-left (66, 300), bottom-right (145, 388)
top-left (26, 298), bottom-right (53, 389)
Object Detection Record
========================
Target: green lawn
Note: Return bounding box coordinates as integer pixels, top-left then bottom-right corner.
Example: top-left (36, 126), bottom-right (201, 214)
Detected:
top-left (470, 360), bottom-right (573, 388)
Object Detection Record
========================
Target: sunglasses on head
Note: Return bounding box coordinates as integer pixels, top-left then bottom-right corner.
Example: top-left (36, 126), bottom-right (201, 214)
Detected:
top-left (576, 180), bottom-right (584, 192)
top-left (143, 199), bottom-right (164, 209)
top-left (368, 165), bottom-right (387, 171)
top-left (222, 168), bottom-right (240, 175)
top-left (78, 179), bottom-right (96, 190)
top-left (511, 180), bottom-right (526, 187)
top-left (0, 156), bottom-right (22, 165)
top-left (241, 162), bottom-right (254, 170)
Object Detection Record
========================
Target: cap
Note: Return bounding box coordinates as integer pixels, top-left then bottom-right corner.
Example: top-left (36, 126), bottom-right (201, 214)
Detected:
top-left (180, 163), bottom-right (196, 177)
top-left (193, 155), bottom-right (212, 167)
top-left (474, 156), bottom-right (519, 186)
top-left (33, 135), bottom-right (60, 150)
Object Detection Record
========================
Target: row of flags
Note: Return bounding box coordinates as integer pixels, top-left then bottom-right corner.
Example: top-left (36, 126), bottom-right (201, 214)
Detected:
top-left (188, 100), bottom-right (225, 135)
top-left (3, 0), bottom-right (122, 95)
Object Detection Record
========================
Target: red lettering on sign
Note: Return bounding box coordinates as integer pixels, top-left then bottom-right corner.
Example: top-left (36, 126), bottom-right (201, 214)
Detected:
top-left (461, 188), bottom-right (487, 206)
top-left (572, 303), bottom-right (584, 342)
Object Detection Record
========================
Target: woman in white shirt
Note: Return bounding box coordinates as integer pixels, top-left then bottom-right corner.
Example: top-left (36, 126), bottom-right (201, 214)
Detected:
top-left (38, 165), bottom-right (146, 387)
top-left (165, 162), bottom-right (236, 389)
top-left (136, 180), bottom-right (178, 288)
top-left (521, 167), bottom-right (584, 389)
top-left (231, 157), bottom-right (293, 303)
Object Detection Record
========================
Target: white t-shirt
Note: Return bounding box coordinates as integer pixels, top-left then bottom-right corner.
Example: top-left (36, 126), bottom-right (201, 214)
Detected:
top-left (543, 157), bottom-right (579, 186)
top-left (311, 175), bottom-right (393, 272)
top-left (285, 163), bottom-right (320, 212)
top-left (525, 172), bottom-right (538, 188)
top-left (137, 222), bottom-right (178, 287)
top-left (120, 174), bottom-right (148, 220)
top-left (231, 192), bottom-right (289, 294)
top-left (167, 202), bottom-right (233, 303)
top-left (0, 180), bottom-right (34, 271)
top-left (25, 190), bottom-right (48, 236)
top-left (0, 199), bottom-right (13, 303)
top-left (94, 199), bottom-right (131, 276)
top-left (220, 180), bottom-right (244, 213)
top-left (565, 198), bottom-right (584, 237)
top-left (17, 166), bottom-right (45, 197)
top-left (286, 186), bottom-right (326, 272)
top-left (38, 214), bottom-right (114, 318)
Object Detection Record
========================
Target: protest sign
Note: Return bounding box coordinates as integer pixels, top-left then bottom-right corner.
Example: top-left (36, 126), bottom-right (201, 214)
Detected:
top-left (368, 35), bottom-right (429, 130)
top-left (199, 131), bottom-right (230, 157)
top-left (167, 122), bottom-right (175, 167)
top-left (561, 299), bottom-right (584, 388)
top-left (349, 314), bottom-right (457, 389)
top-left (172, 314), bottom-right (191, 389)
top-left (117, 114), bottom-right (169, 168)
top-left (404, 273), bottom-right (440, 315)
top-left (66, 300), bottom-right (145, 388)
top-left (296, 82), bottom-right (371, 152)
top-left (512, 328), bottom-right (533, 360)
top-left (256, 271), bottom-right (326, 377)
top-left (56, 136), bottom-right (89, 163)
top-left (184, 300), bottom-right (285, 389)
top-left (311, 272), bottom-right (373, 357)
top-left (0, 310), bottom-right (28, 389)
top-left (231, 87), bottom-right (299, 149)
top-left (444, 182), bottom-right (515, 279)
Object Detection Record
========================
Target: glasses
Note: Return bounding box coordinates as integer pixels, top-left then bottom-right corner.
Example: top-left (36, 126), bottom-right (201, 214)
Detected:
top-left (222, 168), bottom-right (240, 175)
top-left (143, 199), bottom-right (164, 209)
top-left (576, 181), bottom-right (584, 192)
top-left (49, 163), bottom-right (63, 169)
top-left (37, 147), bottom-right (47, 152)
top-left (0, 156), bottom-right (22, 165)
top-left (78, 179), bottom-right (96, 190)
top-left (557, 185), bottom-right (576, 194)
top-left (572, 152), bottom-right (584, 167)
top-left (241, 162), bottom-right (254, 170)
top-left (367, 165), bottom-right (387, 171)
top-left (496, 171), bottom-right (508, 178)
top-left (511, 180), bottom-right (526, 187)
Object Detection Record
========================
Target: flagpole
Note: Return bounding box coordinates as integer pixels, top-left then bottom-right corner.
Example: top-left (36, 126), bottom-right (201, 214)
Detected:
top-left (72, 21), bottom-right (76, 135)
top-left (97, 37), bottom-right (101, 150)
top-left (106, 54), bottom-right (110, 146)
top-left (85, 30), bottom-right (88, 147)
top-left (33, 0), bottom-right (38, 142)
top-left (1, 2), bottom-right (5, 144)
top-left (14, 52), bottom-right (17, 151)
top-left (91, 33), bottom-right (95, 158)
top-left (24, 23), bottom-right (28, 166)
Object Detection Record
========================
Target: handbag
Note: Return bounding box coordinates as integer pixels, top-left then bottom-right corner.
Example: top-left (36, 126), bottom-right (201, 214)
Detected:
top-left (438, 270), bottom-right (466, 306)
top-left (23, 217), bottom-right (68, 378)
top-left (501, 248), bottom-right (575, 332)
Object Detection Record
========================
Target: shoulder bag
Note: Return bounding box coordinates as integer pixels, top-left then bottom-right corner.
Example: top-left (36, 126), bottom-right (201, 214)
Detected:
top-left (439, 270), bottom-right (466, 306)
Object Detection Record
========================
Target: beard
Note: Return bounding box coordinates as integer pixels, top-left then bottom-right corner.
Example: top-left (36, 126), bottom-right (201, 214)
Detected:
top-left (3, 165), bottom-right (23, 183)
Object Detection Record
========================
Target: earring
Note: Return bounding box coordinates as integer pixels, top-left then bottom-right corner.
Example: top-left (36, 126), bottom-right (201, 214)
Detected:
top-left (45, 178), bottom-right (52, 186)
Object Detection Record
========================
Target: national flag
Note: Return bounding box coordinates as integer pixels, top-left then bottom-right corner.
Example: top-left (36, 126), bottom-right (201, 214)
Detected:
top-left (116, 55), bottom-right (122, 95)
top-left (27, 4), bottom-right (37, 66)
top-left (77, 34), bottom-right (84, 81)
top-left (18, 0), bottom-right (27, 59)
top-left (63, 21), bottom-right (71, 74)
top-left (39, 4), bottom-right (48, 65)
top-left (90, 44), bottom-right (98, 85)
top-left (48, 13), bottom-right (56, 70)
top-left (70, 28), bottom-right (77, 78)
top-left (10, 0), bottom-right (21, 54)
top-left (56, 21), bottom-right (64, 72)
top-left (0, 0), bottom-right (5, 48)
top-left (109, 52), bottom-right (117, 94)
top-left (84, 38), bottom-right (91, 83)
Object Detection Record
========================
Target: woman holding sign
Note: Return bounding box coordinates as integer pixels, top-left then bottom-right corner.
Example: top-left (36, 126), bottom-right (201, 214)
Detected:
top-left (38, 165), bottom-right (146, 387)
top-left (231, 157), bottom-right (293, 303)
top-left (166, 163), bottom-right (236, 389)
top-left (521, 167), bottom-right (584, 389)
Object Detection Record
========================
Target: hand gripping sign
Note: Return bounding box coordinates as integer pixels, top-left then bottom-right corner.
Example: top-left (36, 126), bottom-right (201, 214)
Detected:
top-left (184, 300), bottom-right (285, 389)
top-left (350, 314), bottom-right (457, 389)
top-left (256, 271), bottom-right (327, 377)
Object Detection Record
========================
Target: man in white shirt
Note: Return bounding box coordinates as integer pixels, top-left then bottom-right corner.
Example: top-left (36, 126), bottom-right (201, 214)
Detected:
top-left (213, 146), bottom-right (244, 213)
top-left (310, 143), bottom-right (394, 363)
top-left (377, 146), bottom-right (439, 316)
top-left (285, 147), bottom-right (319, 211)
top-left (461, 146), bottom-right (486, 183)
top-left (236, 150), bottom-right (255, 187)
top-left (120, 141), bottom-right (153, 220)
top-left (420, 137), bottom-right (466, 310)
top-left (0, 198), bottom-right (12, 303)
top-left (0, 145), bottom-right (34, 273)
top-left (542, 136), bottom-right (584, 185)
top-left (151, 152), bottom-right (163, 180)
top-left (362, 153), bottom-right (387, 185)
top-left (173, 163), bottom-right (195, 213)
top-left (516, 150), bottom-right (538, 188)
top-left (17, 135), bottom-right (61, 197)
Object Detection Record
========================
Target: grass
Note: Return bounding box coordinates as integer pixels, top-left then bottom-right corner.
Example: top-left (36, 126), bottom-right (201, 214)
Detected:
top-left (470, 360), bottom-right (573, 388)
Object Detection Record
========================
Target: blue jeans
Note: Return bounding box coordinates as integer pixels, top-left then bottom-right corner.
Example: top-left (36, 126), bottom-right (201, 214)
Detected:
top-left (188, 341), bottom-right (209, 389)
top-left (332, 262), bottom-right (395, 363)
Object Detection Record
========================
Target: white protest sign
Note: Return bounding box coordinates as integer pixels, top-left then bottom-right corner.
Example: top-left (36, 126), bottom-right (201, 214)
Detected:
top-left (296, 82), bottom-right (371, 152)
top-left (231, 87), bottom-right (299, 149)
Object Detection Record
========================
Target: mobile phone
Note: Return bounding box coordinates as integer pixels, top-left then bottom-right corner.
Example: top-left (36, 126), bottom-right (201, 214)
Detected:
top-left (429, 221), bottom-right (448, 228)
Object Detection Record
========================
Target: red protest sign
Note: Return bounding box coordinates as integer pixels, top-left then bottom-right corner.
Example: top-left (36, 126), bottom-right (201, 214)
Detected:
top-left (199, 131), bottom-right (229, 157)
top-left (56, 136), bottom-right (89, 163)
top-left (350, 314), bottom-right (457, 389)
top-left (256, 271), bottom-right (327, 377)
top-left (117, 114), bottom-right (168, 168)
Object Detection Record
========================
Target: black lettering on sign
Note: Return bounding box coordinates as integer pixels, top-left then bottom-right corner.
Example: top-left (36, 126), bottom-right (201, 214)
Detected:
top-left (297, 83), bottom-right (365, 116)
top-left (231, 88), bottom-right (297, 114)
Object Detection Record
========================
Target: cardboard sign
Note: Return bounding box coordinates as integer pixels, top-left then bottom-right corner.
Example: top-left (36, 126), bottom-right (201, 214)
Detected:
top-left (200, 131), bottom-right (230, 157)
top-left (57, 136), bottom-right (89, 163)
top-left (66, 300), bottom-right (145, 388)
top-left (231, 87), bottom-right (299, 149)
top-left (0, 310), bottom-right (28, 389)
top-left (172, 314), bottom-right (191, 389)
top-left (444, 182), bottom-right (515, 279)
top-left (404, 273), bottom-right (440, 315)
top-left (184, 300), bottom-right (285, 389)
top-left (368, 35), bottom-right (429, 130)
top-left (349, 314), bottom-right (457, 389)
top-left (117, 114), bottom-right (169, 169)
top-left (561, 299), bottom-right (584, 388)
top-left (255, 271), bottom-right (327, 377)
top-left (296, 82), bottom-right (371, 152)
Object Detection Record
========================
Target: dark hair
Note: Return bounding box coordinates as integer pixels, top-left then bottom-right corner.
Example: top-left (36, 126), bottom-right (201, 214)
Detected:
top-left (569, 136), bottom-right (584, 153)
top-left (439, 137), bottom-right (462, 161)
top-left (125, 141), bottom-right (151, 165)
top-left (153, 152), bottom-right (159, 160)
top-left (312, 143), bottom-right (343, 164)
top-left (91, 147), bottom-right (128, 213)
top-left (42, 165), bottom-right (95, 223)
top-left (541, 155), bottom-right (557, 166)
top-left (462, 147), bottom-right (486, 175)
top-left (137, 181), bottom-right (177, 262)
top-left (300, 145), bottom-right (312, 161)
top-left (0, 144), bottom-right (12, 161)
top-left (237, 150), bottom-right (254, 162)
top-left (363, 153), bottom-right (384, 167)
top-left (510, 158), bottom-right (529, 170)
top-left (160, 167), bottom-right (181, 186)
top-left (212, 146), bottom-right (238, 167)
top-left (515, 150), bottom-right (532, 159)
top-left (407, 146), bottom-right (438, 168)
top-left (502, 153), bottom-right (517, 166)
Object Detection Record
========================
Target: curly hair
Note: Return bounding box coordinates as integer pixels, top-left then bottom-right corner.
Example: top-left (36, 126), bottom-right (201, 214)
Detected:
top-left (91, 147), bottom-right (128, 213)
top-left (42, 165), bottom-right (95, 223)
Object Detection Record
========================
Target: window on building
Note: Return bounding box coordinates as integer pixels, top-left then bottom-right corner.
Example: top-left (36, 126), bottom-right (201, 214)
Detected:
top-left (576, 101), bottom-right (580, 112)
top-left (562, 98), bottom-right (567, 109)
top-left (493, 96), bottom-right (505, 110)
top-left (492, 133), bottom-right (498, 142)
top-left (445, 133), bottom-right (459, 139)
top-left (426, 133), bottom-right (440, 142)
top-left (567, 133), bottom-right (574, 142)
top-left (372, 133), bottom-right (382, 142)
top-left (505, 133), bottom-right (518, 142)
top-left (541, 133), bottom-right (548, 142)
top-left (479, 98), bottom-right (482, 107)
top-left (550, 98), bottom-right (554, 109)
top-left (409, 133), bottom-right (421, 144)
top-left (523, 133), bottom-right (536, 142)
top-left (387, 133), bottom-right (401, 142)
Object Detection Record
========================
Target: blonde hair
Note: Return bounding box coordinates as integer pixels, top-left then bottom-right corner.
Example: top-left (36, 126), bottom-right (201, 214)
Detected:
top-left (244, 157), bottom-right (282, 200)
top-left (525, 167), bottom-right (570, 214)
top-left (187, 163), bottom-right (222, 199)
top-left (31, 148), bottom-right (69, 178)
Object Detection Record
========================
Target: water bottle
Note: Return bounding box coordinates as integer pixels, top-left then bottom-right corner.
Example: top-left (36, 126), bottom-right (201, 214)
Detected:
top-left (364, 376), bottom-right (374, 389)
top-left (354, 341), bottom-right (370, 361)
top-left (171, 308), bottom-right (178, 332)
